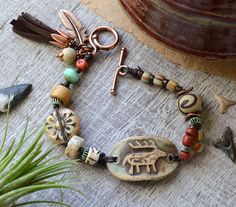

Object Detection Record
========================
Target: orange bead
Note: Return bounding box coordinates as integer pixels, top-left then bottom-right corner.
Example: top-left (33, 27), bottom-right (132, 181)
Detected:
top-left (179, 151), bottom-right (190, 160)
top-left (193, 143), bottom-right (203, 153)
top-left (182, 135), bottom-right (195, 147)
top-left (76, 59), bottom-right (88, 71)
top-left (185, 128), bottom-right (198, 138)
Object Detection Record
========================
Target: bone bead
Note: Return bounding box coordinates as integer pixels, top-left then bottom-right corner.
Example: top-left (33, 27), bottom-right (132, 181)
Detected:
top-left (82, 147), bottom-right (101, 165)
top-left (177, 93), bottom-right (203, 114)
top-left (65, 136), bottom-right (84, 159)
top-left (50, 85), bottom-right (72, 106)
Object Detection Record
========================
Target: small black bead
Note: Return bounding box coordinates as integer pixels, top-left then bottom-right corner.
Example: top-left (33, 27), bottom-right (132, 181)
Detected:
top-left (176, 85), bottom-right (183, 92)
top-left (149, 74), bottom-right (155, 84)
top-left (84, 54), bottom-right (93, 62)
top-left (98, 152), bottom-right (107, 166)
top-left (163, 79), bottom-right (169, 88)
top-left (61, 81), bottom-right (70, 88)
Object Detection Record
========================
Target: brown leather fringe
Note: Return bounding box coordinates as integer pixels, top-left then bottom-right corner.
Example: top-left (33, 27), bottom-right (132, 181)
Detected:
top-left (10, 12), bottom-right (58, 43)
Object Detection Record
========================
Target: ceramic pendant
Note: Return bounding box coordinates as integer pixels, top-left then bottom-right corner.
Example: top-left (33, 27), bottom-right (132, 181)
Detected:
top-left (45, 107), bottom-right (80, 144)
top-left (107, 136), bottom-right (179, 181)
top-left (0, 84), bottom-right (32, 112)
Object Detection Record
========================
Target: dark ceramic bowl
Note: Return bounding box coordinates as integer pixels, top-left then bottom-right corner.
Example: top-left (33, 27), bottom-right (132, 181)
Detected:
top-left (120, 0), bottom-right (236, 59)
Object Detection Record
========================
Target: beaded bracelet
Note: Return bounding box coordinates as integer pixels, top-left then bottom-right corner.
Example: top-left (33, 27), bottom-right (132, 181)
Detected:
top-left (11, 10), bottom-right (204, 182)
top-left (44, 46), bottom-right (204, 182)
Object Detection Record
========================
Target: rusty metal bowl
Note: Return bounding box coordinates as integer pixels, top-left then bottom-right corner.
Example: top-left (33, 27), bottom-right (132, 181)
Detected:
top-left (120, 0), bottom-right (236, 59)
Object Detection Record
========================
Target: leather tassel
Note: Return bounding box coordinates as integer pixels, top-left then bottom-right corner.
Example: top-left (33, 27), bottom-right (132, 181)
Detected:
top-left (10, 12), bottom-right (58, 43)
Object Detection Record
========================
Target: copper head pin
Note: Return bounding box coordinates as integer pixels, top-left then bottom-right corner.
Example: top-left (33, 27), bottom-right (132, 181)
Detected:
top-left (110, 47), bottom-right (127, 96)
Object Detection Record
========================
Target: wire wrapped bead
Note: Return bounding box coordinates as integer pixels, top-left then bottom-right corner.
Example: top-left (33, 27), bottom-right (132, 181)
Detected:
top-left (50, 84), bottom-right (72, 106)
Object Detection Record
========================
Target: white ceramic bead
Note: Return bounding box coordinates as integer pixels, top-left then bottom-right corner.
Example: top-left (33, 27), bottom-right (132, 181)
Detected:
top-left (65, 136), bottom-right (85, 159)
top-left (84, 147), bottom-right (101, 165)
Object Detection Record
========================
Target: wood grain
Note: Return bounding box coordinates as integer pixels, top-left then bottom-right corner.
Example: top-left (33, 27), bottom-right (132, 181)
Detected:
top-left (0, 0), bottom-right (236, 206)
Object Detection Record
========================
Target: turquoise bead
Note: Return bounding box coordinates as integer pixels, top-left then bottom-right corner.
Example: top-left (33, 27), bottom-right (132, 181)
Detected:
top-left (63, 68), bottom-right (79, 84)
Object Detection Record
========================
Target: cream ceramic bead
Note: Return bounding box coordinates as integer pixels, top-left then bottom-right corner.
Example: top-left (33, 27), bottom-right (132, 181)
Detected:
top-left (45, 108), bottom-right (80, 144)
top-left (65, 136), bottom-right (85, 159)
top-left (59, 47), bottom-right (77, 65)
top-left (177, 93), bottom-right (203, 114)
top-left (83, 147), bottom-right (101, 165)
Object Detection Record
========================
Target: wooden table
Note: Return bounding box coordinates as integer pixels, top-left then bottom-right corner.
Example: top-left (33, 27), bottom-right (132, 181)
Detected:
top-left (0, 1), bottom-right (236, 206)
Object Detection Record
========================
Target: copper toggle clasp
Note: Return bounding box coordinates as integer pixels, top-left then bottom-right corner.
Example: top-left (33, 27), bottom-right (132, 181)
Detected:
top-left (89, 26), bottom-right (119, 55)
top-left (110, 47), bottom-right (128, 96)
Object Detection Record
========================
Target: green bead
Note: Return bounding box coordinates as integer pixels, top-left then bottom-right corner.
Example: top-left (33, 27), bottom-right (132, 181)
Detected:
top-left (189, 117), bottom-right (202, 126)
top-left (181, 145), bottom-right (190, 153)
top-left (64, 68), bottom-right (79, 83)
top-left (141, 72), bottom-right (151, 84)
top-left (153, 78), bottom-right (163, 87)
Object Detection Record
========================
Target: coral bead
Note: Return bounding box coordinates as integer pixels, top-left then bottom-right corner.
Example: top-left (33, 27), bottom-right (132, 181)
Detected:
top-left (185, 128), bottom-right (198, 138)
top-left (59, 47), bottom-right (77, 65)
top-left (182, 134), bottom-right (195, 147)
top-left (76, 59), bottom-right (88, 71)
top-left (64, 68), bottom-right (79, 84)
top-left (179, 151), bottom-right (190, 160)
top-left (193, 143), bottom-right (204, 153)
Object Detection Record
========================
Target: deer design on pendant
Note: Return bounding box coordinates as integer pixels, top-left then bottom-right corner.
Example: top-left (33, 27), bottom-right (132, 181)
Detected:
top-left (122, 140), bottom-right (167, 175)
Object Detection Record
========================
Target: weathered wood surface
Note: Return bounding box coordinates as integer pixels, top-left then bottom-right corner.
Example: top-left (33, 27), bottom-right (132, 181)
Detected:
top-left (0, 0), bottom-right (236, 206)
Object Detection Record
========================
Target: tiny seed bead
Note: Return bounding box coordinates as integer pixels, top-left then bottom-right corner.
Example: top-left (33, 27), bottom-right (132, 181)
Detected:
top-left (197, 130), bottom-right (204, 142)
top-left (181, 145), bottom-right (191, 153)
top-left (176, 85), bottom-right (183, 92)
top-left (162, 79), bottom-right (169, 88)
top-left (149, 74), bottom-right (155, 84)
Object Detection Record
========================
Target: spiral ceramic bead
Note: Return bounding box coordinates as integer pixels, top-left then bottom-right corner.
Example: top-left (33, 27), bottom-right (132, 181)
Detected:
top-left (177, 93), bottom-right (203, 114)
top-left (45, 108), bottom-right (80, 144)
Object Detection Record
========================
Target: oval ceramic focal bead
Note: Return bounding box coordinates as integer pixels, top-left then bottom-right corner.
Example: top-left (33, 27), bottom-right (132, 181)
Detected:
top-left (45, 107), bottom-right (80, 144)
top-left (107, 136), bottom-right (178, 181)
top-left (177, 93), bottom-right (203, 114)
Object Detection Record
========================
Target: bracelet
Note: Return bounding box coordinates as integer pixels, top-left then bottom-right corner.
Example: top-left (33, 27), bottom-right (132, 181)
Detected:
top-left (11, 10), bottom-right (204, 182)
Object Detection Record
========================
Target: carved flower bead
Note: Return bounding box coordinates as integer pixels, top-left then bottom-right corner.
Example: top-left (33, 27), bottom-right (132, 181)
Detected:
top-left (45, 108), bottom-right (80, 144)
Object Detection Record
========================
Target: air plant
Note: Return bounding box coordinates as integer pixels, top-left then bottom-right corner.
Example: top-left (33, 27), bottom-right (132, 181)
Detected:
top-left (0, 108), bottom-right (80, 207)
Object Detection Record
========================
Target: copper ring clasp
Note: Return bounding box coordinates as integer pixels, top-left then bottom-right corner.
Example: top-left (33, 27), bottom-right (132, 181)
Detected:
top-left (89, 26), bottom-right (119, 54)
